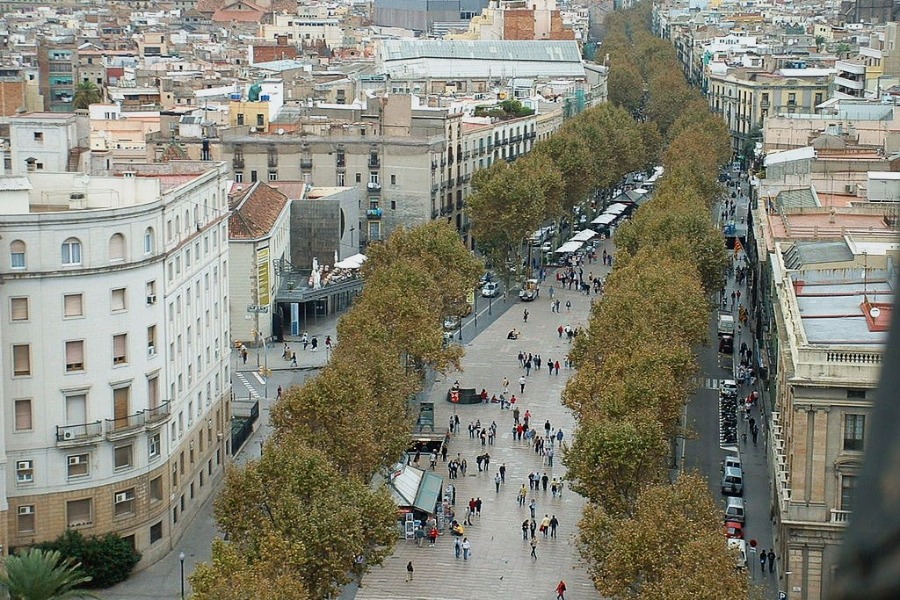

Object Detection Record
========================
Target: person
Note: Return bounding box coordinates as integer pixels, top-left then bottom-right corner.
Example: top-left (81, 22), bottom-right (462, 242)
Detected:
top-left (565, 300), bottom-right (572, 311)
top-left (549, 514), bottom-right (559, 538)
top-left (530, 536), bottom-right (539, 559)
top-left (507, 329), bottom-right (518, 340)
top-left (495, 472), bottom-right (502, 492)
top-left (451, 380), bottom-right (461, 391)
top-left (406, 561), bottom-right (414, 582)
top-left (523, 309), bottom-right (529, 323)
top-left (519, 375), bottom-right (527, 394)
top-left (522, 519), bottom-right (530, 540)
top-left (325, 335), bottom-right (332, 349)
top-left (760, 550), bottom-right (768, 573)
top-left (276, 385), bottom-right (283, 400)
top-left (540, 514), bottom-right (551, 537)
top-left (291, 351), bottom-right (298, 367)
top-left (480, 388), bottom-right (488, 403)
top-left (428, 526), bottom-right (438, 546)
top-left (311, 337), bottom-right (318, 351)
top-left (529, 498), bottom-right (537, 518)
top-left (454, 537), bottom-right (462, 558)
top-left (241, 346), bottom-right (248, 364)
top-left (502, 376), bottom-right (510, 395)
top-left (768, 549), bottom-right (776, 573)
top-left (462, 537), bottom-right (471, 560)
top-left (414, 524), bottom-right (425, 546)
top-left (301, 332), bottom-right (309, 350)
top-left (518, 485), bottom-right (527, 506)
top-left (541, 472), bottom-right (549, 492)
top-left (556, 580), bottom-right (567, 600)
top-left (499, 463), bottom-right (506, 482)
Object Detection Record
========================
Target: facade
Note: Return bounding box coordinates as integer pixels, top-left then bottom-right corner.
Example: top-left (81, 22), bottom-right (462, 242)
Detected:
top-left (9, 113), bottom-right (89, 175)
top-left (765, 240), bottom-right (893, 600)
top-left (373, 0), bottom-right (489, 33)
top-left (227, 181), bottom-right (292, 343)
top-left (449, 0), bottom-right (575, 41)
top-left (36, 41), bottom-right (77, 113)
top-left (0, 161), bottom-right (232, 566)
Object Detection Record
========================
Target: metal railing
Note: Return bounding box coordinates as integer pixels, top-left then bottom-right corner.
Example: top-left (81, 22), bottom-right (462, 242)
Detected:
top-left (56, 421), bottom-right (103, 443)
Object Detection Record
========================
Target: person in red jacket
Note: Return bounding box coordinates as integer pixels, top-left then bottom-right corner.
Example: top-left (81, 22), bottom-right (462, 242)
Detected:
top-left (556, 580), bottom-right (567, 599)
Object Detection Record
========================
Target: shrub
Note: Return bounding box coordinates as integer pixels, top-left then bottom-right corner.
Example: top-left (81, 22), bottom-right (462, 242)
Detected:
top-left (36, 530), bottom-right (141, 588)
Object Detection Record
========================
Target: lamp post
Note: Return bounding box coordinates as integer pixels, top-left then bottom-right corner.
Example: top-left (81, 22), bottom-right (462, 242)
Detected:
top-left (179, 551), bottom-right (186, 600)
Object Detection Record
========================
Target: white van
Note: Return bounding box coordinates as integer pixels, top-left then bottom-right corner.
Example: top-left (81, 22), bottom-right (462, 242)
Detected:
top-left (724, 496), bottom-right (745, 523)
top-left (721, 466), bottom-right (744, 496)
top-left (727, 538), bottom-right (747, 569)
top-left (722, 455), bottom-right (742, 472)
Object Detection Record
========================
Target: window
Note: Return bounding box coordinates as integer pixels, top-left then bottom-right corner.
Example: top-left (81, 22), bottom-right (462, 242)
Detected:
top-left (144, 227), bottom-right (155, 255)
top-left (114, 444), bottom-right (133, 470)
top-left (67, 453), bottom-right (89, 478)
top-left (391, 174), bottom-right (396, 185)
top-left (256, 113), bottom-right (264, 127)
top-left (847, 389), bottom-right (866, 399)
top-left (109, 233), bottom-right (125, 262)
top-left (114, 488), bottom-right (135, 517)
top-left (113, 334), bottom-right (127, 365)
top-left (11, 297), bottom-right (28, 321)
top-left (147, 280), bottom-right (157, 305)
top-left (61, 238), bottom-right (82, 265)
top-left (150, 476), bottom-right (163, 502)
top-left (840, 475), bottom-right (857, 512)
top-left (844, 414), bottom-right (865, 451)
top-left (369, 172), bottom-right (379, 184)
top-left (66, 394), bottom-right (87, 426)
top-left (10, 240), bottom-right (25, 269)
top-left (17, 505), bottom-right (35, 533)
top-left (33, 132), bottom-right (43, 141)
top-left (16, 460), bottom-right (33, 483)
top-left (268, 171), bottom-right (277, 181)
top-left (65, 340), bottom-right (85, 372)
top-left (237, 113), bottom-right (244, 125)
top-left (355, 172), bottom-right (361, 183)
top-left (234, 172), bottom-right (243, 183)
top-left (150, 520), bottom-right (163, 543)
top-left (64, 293), bottom-right (83, 317)
top-left (14, 399), bottom-right (32, 431)
top-left (149, 432), bottom-right (161, 459)
top-left (250, 170), bottom-right (258, 182)
top-left (67, 498), bottom-right (92, 527)
top-left (12, 344), bottom-right (30, 376)
top-left (113, 386), bottom-right (130, 430)
top-left (147, 326), bottom-right (157, 357)
top-left (111, 288), bottom-right (126, 312)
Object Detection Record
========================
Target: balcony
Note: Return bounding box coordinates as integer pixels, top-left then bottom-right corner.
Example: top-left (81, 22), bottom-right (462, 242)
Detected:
top-left (830, 509), bottom-right (851, 524)
top-left (456, 199), bottom-right (464, 210)
top-left (267, 155), bottom-right (278, 168)
top-left (447, 177), bottom-right (455, 187)
top-left (431, 183), bottom-right (439, 193)
top-left (463, 151), bottom-right (471, 160)
top-left (144, 401), bottom-right (172, 428)
top-left (834, 75), bottom-right (865, 91)
top-left (760, 101), bottom-right (770, 108)
top-left (366, 208), bottom-right (383, 219)
top-left (233, 157), bottom-right (244, 169)
top-left (368, 157), bottom-right (381, 169)
top-left (56, 421), bottom-right (103, 446)
top-left (367, 182), bottom-right (382, 193)
top-left (336, 157), bottom-right (346, 168)
top-left (106, 412), bottom-right (146, 440)
top-left (300, 159), bottom-right (313, 169)
top-left (525, 131), bottom-right (536, 140)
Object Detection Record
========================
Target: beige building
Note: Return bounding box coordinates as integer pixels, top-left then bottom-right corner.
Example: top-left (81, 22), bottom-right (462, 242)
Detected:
top-left (707, 66), bottom-right (835, 156)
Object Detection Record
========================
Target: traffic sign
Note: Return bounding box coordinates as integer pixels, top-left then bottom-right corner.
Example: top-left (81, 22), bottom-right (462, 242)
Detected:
top-left (246, 304), bottom-right (270, 313)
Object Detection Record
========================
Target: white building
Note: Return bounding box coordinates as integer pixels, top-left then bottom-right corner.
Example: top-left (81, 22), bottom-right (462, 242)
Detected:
top-left (0, 161), bottom-right (232, 565)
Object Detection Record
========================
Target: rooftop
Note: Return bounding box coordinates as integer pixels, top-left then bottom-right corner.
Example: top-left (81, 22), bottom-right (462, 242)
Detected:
top-left (228, 181), bottom-right (289, 240)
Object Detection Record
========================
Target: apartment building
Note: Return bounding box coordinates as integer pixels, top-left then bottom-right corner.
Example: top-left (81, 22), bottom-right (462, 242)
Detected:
top-left (0, 161), bottom-right (232, 565)
top-left (706, 66), bottom-right (834, 156)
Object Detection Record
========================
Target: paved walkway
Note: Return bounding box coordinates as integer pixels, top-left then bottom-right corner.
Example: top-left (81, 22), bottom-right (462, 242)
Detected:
top-left (355, 253), bottom-right (612, 600)
top-left (98, 317), bottom-right (342, 600)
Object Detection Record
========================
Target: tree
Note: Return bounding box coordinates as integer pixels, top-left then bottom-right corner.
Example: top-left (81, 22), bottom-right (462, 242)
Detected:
top-left (534, 130), bottom-right (596, 213)
top-left (646, 69), bottom-right (699, 135)
top-left (190, 536), bottom-right (310, 600)
top-left (0, 548), bottom-right (98, 600)
top-left (607, 59), bottom-right (645, 114)
top-left (215, 441), bottom-right (398, 600)
top-left (578, 473), bottom-right (749, 599)
top-left (73, 81), bottom-right (102, 110)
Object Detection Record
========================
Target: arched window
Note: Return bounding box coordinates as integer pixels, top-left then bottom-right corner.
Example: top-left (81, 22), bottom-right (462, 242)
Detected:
top-left (144, 227), bottom-right (155, 255)
top-left (10, 240), bottom-right (26, 269)
top-left (109, 233), bottom-right (125, 262)
top-left (61, 238), bottom-right (82, 266)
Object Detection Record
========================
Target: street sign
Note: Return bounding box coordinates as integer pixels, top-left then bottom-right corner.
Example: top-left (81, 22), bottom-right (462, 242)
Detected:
top-left (246, 305), bottom-right (270, 313)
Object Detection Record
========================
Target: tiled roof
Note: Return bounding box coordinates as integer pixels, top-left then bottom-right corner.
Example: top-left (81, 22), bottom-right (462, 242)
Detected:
top-left (229, 181), bottom-right (289, 240)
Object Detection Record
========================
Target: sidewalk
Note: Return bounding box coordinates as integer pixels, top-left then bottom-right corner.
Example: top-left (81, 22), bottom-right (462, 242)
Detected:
top-left (354, 253), bottom-right (613, 600)
top-left (98, 314), bottom-right (343, 600)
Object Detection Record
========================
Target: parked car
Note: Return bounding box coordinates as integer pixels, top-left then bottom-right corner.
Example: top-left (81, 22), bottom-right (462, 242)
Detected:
top-left (443, 315), bottom-right (461, 331)
top-left (478, 272), bottom-right (495, 288)
top-left (719, 379), bottom-right (738, 399)
top-left (481, 282), bottom-right (500, 298)
top-left (721, 467), bottom-right (744, 496)
top-left (725, 520), bottom-right (744, 539)
top-left (727, 538), bottom-right (747, 570)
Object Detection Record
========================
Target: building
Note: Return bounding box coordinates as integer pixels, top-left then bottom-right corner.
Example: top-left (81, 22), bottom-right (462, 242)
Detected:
top-left (9, 113), bottom-right (90, 175)
top-left (36, 41), bottom-right (78, 113)
top-left (0, 161), bottom-right (232, 566)
top-left (448, 0), bottom-right (575, 41)
top-left (763, 238), bottom-right (894, 600)
top-left (373, 0), bottom-right (489, 34)
top-left (227, 181), bottom-right (291, 344)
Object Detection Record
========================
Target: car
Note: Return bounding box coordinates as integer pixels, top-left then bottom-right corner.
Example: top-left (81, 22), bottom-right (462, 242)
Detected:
top-left (443, 315), bottom-right (461, 331)
top-left (727, 539), bottom-right (747, 569)
top-left (481, 281), bottom-right (499, 298)
top-left (540, 242), bottom-right (553, 253)
top-left (519, 278), bottom-right (540, 302)
top-left (719, 334), bottom-right (734, 355)
top-left (719, 379), bottom-right (738, 399)
top-left (725, 520), bottom-right (744, 539)
top-left (478, 272), bottom-right (494, 288)
top-left (722, 455), bottom-right (742, 472)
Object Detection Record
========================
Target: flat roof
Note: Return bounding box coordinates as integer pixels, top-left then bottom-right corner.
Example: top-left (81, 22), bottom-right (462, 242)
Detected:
top-left (793, 275), bottom-right (893, 345)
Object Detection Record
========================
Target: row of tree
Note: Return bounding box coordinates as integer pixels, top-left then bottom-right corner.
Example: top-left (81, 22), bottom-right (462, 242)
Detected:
top-left (562, 5), bottom-right (750, 599)
top-left (190, 222), bottom-right (482, 599)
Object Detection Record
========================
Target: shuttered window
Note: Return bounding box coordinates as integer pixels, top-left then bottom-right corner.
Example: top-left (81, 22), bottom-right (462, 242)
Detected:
top-left (14, 399), bottom-right (32, 431)
top-left (65, 340), bottom-right (84, 372)
top-left (109, 233), bottom-right (125, 262)
top-left (66, 498), bottom-right (92, 527)
top-left (113, 334), bottom-right (127, 365)
top-left (10, 297), bottom-right (28, 321)
top-left (111, 288), bottom-right (126, 312)
top-left (12, 345), bottom-right (30, 376)
top-left (64, 294), bottom-right (83, 317)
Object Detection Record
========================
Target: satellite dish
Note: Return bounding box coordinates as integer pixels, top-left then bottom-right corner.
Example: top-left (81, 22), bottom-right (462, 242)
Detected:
top-left (277, 128), bottom-right (284, 135)
top-left (870, 306), bottom-right (881, 319)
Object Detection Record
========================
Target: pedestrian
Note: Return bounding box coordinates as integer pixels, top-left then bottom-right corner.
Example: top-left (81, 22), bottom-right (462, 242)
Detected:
top-left (760, 550), bottom-right (768, 573)
top-left (241, 346), bottom-right (248, 364)
top-left (550, 514), bottom-right (559, 538)
top-left (502, 376), bottom-right (510, 395)
top-left (441, 445), bottom-right (448, 462)
top-left (454, 537), bottom-right (461, 559)
top-left (519, 375), bottom-right (526, 394)
top-left (557, 325), bottom-right (564, 338)
top-left (428, 526), bottom-right (438, 546)
top-left (554, 360), bottom-right (560, 374)
top-left (518, 484), bottom-right (527, 506)
top-left (540, 514), bottom-right (551, 537)
top-left (475, 497), bottom-right (482, 516)
top-left (406, 561), bottom-right (414, 582)
top-left (523, 309), bottom-right (529, 323)
top-left (530, 536), bottom-right (539, 559)
top-left (499, 463), bottom-right (506, 482)
top-left (462, 538), bottom-right (471, 560)
top-left (752, 424), bottom-right (759, 445)
top-left (522, 519), bottom-right (530, 540)
top-left (768, 549), bottom-right (775, 573)
top-left (494, 472), bottom-right (501, 492)
top-left (556, 580), bottom-right (567, 600)
top-left (529, 498), bottom-right (537, 519)
top-left (276, 385), bottom-right (283, 400)
top-left (565, 300), bottom-right (571, 311)
top-left (542, 472), bottom-right (549, 492)
top-left (556, 429), bottom-right (564, 444)
top-left (530, 518), bottom-right (537, 538)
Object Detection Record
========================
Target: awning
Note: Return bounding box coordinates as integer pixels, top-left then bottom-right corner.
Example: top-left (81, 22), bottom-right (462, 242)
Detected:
top-left (606, 203), bottom-right (629, 215)
top-left (335, 253), bottom-right (368, 269)
top-left (591, 213), bottom-right (617, 226)
top-left (555, 240), bottom-right (584, 253)
top-left (386, 464), bottom-right (443, 515)
top-left (571, 229), bottom-right (598, 242)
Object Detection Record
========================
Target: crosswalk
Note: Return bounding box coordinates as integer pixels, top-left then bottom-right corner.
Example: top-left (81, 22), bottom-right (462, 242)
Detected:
top-left (235, 372), bottom-right (261, 400)
top-left (696, 377), bottom-right (728, 390)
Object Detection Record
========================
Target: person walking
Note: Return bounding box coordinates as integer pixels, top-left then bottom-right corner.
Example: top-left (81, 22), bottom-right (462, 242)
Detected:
top-left (499, 463), bottom-right (506, 483)
top-left (462, 538), bottom-right (471, 560)
top-left (522, 519), bottom-right (530, 540)
top-left (523, 309), bottom-right (529, 323)
top-left (454, 537), bottom-right (461, 559)
top-left (760, 550), bottom-right (768, 574)
top-left (541, 472), bottom-right (549, 492)
top-left (406, 561), bottom-right (414, 582)
top-left (540, 514), bottom-right (551, 537)
top-left (518, 484), bottom-right (527, 507)
top-left (494, 472), bottom-right (502, 492)
top-left (550, 515), bottom-right (559, 538)
top-left (530, 536), bottom-right (539, 559)
top-left (529, 498), bottom-right (537, 519)
top-left (556, 580), bottom-right (567, 600)
top-left (768, 549), bottom-right (776, 573)
top-left (519, 375), bottom-right (527, 394)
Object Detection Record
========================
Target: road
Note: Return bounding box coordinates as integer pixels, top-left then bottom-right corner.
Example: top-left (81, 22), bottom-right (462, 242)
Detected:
top-left (682, 172), bottom-right (779, 594)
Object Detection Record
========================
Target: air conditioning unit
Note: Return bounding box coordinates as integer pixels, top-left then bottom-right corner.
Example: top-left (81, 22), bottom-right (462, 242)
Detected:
top-left (63, 430), bottom-right (75, 440)
top-left (68, 455), bottom-right (84, 466)
top-left (148, 345), bottom-right (156, 357)
top-left (115, 492), bottom-right (132, 503)
top-left (16, 460), bottom-right (31, 471)
top-left (147, 294), bottom-right (157, 305)
top-left (18, 506), bottom-right (33, 516)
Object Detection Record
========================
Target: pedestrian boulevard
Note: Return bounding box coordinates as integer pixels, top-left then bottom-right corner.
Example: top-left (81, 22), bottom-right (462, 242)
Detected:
top-left (356, 260), bottom-right (609, 600)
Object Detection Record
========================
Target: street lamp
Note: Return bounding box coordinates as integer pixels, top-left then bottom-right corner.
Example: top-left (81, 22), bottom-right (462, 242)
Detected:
top-left (179, 551), bottom-right (186, 600)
